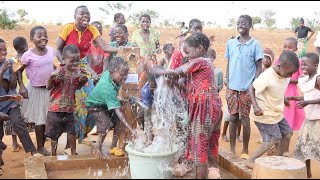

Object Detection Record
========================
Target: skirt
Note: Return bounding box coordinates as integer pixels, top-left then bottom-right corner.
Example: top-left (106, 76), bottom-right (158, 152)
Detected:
top-left (21, 83), bottom-right (51, 125)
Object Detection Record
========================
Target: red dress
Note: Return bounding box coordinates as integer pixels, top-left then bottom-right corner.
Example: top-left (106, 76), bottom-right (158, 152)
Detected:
top-left (181, 58), bottom-right (222, 164)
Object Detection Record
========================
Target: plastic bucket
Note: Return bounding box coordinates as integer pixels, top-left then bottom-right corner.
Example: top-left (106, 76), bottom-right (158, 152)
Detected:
top-left (125, 143), bottom-right (178, 179)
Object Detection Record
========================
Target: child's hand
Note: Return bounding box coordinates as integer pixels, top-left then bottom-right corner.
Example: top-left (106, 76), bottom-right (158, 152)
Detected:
top-left (284, 98), bottom-right (290, 107)
top-left (19, 85), bottom-right (28, 99)
top-left (296, 100), bottom-right (308, 109)
top-left (253, 106), bottom-right (264, 116)
top-left (0, 60), bottom-right (11, 73)
top-left (0, 112), bottom-right (10, 121)
top-left (9, 94), bottom-right (23, 102)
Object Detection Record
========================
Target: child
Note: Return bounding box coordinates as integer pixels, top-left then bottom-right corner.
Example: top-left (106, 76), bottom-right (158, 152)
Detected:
top-left (19, 26), bottom-right (55, 156)
top-left (109, 13), bottom-right (127, 42)
top-left (149, 33), bottom-right (222, 179)
top-left (85, 56), bottom-right (137, 160)
top-left (0, 94), bottom-right (24, 176)
top-left (225, 14), bottom-right (264, 160)
top-left (288, 53), bottom-right (320, 178)
top-left (159, 43), bottom-right (174, 69)
top-left (0, 38), bottom-right (40, 160)
top-left (244, 51), bottom-right (299, 169)
top-left (45, 44), bottom-right (88, 156)
top-left (3, 36), bottom-right (28, 152)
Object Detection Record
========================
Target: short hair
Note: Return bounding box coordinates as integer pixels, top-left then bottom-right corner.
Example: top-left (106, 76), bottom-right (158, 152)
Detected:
top-left (114, 13), bottom-right (124, 22)
top-left (263, 48), bottom-right (275, 62)
top-left (207, 48), bottom-right (216, 59)
top-left (13, 36), bottom-right (27, 51)
top-left (0, 38), bottom-right (5, 44)
top-left (30, 26), bottom-right (46, 38)
top-left (62, 44), bottom-right (80, 58)
top-left (114, 24), bottom-right (128, 34)
top-left (91, 21), bottom-right (102, 26)
top-left (189, 19), bottom-right (201, 29)
top-left (140, 14), bottom-right (151, 22)
top-left (304, 52), bottom-right (319, 65)
top-left (185, 32), bottom-right (210, 51)
top-left (108, 56), bottom-right (128, 72)
top-left (285, 37), bottom-right (298, 48)
top-left (239, 14), bottom-right (252, 27)
top-left (163, 43), bottom-right (173, 52)
top-left (75, 5), bottom-right (87, 15)
top-left (279, 50), bottom-right (299, 69)
top-left (300, 18), bottom-right (304, 23)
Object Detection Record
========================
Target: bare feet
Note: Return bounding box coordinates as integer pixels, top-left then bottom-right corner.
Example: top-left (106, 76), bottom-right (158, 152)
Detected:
top-left (237, 136), bottom-right (243, 143)
top-left (244, 160), bottom-right (254, 169)
top-left (172, 162), bottom-right (193, 177)
top-left (222, 135), bottom-right (230, 142)
top-left (307, 172), bottom-right (312, 178)
top-left (267, 145), bottom-right (277, 156)
top-left (38, 147), bottom-right (51, 156)
top-left (95, 149), bottom-right (107, 160)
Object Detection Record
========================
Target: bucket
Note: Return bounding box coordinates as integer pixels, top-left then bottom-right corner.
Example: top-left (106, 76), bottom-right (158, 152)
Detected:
top-left (125, 143), bottom-right (178, 179)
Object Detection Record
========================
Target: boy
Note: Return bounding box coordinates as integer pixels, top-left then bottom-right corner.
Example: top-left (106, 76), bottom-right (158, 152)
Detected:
top-left (109, 13), bottom-right (127, 42)
top-left (159, 43), bottom-right (175, 69)
top-left (45, 44), bottom-right (88, 156)
top-left (244, 51), bottom-right (299, 169)
top-left (85, 56), bottom-right (137, 160)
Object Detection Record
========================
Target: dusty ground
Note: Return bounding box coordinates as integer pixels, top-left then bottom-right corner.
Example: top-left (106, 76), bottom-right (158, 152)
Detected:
top-left (0, 24), bottom-right (319, 178)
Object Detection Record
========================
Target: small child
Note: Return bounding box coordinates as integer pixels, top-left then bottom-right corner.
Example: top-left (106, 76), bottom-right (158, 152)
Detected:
top-left (288, 52), bottom-right (320, 178)
top-left (109, 13), bottom-right (127, 42)
top-left (85, 56), bottom-right (137, 160)
top-left (244, 51), bottom-right (300, 169)
top-left (262, 48), bottom-right (275, 71)
top-left (159, 43), bottom-right (175, 69)
top-left (20, 26), bottom-right (55, 156)
top-left (45, 44), bottom-right (88, 156)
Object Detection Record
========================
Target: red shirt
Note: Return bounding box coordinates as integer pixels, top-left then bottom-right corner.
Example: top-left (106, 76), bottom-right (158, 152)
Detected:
top-left (87, 43), bottom-right (109, 74)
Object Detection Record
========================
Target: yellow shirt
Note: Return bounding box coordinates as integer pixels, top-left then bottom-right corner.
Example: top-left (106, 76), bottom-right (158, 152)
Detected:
top-left (250, 67), bottom-right (290, 124)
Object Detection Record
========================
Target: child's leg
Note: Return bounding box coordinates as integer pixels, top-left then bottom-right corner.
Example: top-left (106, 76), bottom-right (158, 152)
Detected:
top-left (276, 118), bottom-right (293, 156)
top-left (67, 134), bottom-right (77, 155)
top-left (237, 120), bottom-right (243, 142)
top-left (51, 139), bottom-right (58, 156)
top-left (229, 114), bottom-right (239, 155)
top-left (11, 135), bottom-right (19, 150)
top-left (34, 125), bottom-right (50, 155)
top-left (45, 112), bottom-right (64, 156)
top-left (241, 117), bottom-right (250, 155)
top-left (239, 90), bottom-right (252, 156)
top-left (306, 159), bottom-right (312, 178)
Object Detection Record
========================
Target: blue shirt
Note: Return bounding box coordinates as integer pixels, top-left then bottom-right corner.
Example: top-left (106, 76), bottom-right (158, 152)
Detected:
top-left (0, 59), bottom-right (17, 113)
top-left (225, 36), bottom-right (263, 91)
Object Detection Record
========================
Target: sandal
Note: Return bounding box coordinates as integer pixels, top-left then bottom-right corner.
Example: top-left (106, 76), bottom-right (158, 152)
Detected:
top-left (114, 149), bottom-right (126, 157)
top-left (109, 147), bottom-right (120, 155)
top-left (172, 162), bottom-right (192, 177)
top-left (208, 167), bottom-right (221, 179)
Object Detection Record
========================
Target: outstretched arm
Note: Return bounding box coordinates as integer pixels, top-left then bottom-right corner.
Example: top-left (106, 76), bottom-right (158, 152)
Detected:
top-left (56, 37), bottom-right (66, 64)
top-left (94, 36), bottom-right (119, 53)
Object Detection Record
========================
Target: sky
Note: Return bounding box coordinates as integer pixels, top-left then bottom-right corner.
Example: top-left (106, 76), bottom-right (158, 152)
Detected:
top-left (1, 1), bottom-right (320, 28)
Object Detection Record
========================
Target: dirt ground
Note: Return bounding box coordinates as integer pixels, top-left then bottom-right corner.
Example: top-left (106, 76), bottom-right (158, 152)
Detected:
top-left (0, 24), bottom-right (319, 178)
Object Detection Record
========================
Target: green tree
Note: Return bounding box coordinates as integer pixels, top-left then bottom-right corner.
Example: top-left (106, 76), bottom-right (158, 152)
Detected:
top-left (228, 18), bottom-right (236, 28)
top-left (17, 9), bottom-right (29, 23)
top-left (261, 9), bottom-right (276, 29)
top-left (0, 8), bottom-right (18, 30)
top-left (99, 1), bottom-right (133, 24)
top-left (290, 17), bottom-right (301, 31)
top-left (252, 16), bottom-right (261, 26)
top-left (128, 9), bottom-right (159, 27)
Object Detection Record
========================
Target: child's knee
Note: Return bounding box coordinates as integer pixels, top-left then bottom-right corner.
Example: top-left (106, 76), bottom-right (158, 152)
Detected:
top-left (283, 132), bottom-right (293, 139)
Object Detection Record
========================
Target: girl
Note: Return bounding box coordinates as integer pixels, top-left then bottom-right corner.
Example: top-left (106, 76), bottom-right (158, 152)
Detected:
top-left (288, 53), bottom-right (320, 178)
top-left (20, 26), bottom-right (55, 156)
top-left (148, 33), bottom-right (222, 179)
top-left (109, 13), bottom-right (127, 42)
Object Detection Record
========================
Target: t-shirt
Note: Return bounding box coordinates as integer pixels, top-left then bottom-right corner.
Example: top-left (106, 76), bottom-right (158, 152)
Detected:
top-left (59, 23), bottom-right (101, 58)
top-left (225, 36), bottom-right (264, 91)
top-left (87, 43), bottom-right (110, 75)
top-left (21, 46), bottom-right (55, 87)
top-left (0, 59), bottom-right (17, 114)
top-left (250, 67), bottom-right (290, 124)
top-left (295, 26), bottom-right (312, 39)
top-left (85, 70), bottom-right (121, 110)
top-left (131, 29), bottom-right (160, 56)
top-left (109, 41), bottom-right (134, 60)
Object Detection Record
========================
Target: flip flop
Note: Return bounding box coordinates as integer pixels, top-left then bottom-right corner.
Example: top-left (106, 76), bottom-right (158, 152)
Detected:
top-left (208, 167), bottom-right (221, 179)
top-left (114, 149), bottom-right (126, 157)
top-left (241, 153), bottom-right (249, 160)
top-left (109, 147), bottom-right (120, 155)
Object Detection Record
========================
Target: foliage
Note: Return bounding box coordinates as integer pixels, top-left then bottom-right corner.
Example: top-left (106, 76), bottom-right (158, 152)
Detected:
top-left (128, 9), bottom-right (159, 27)
top-left (290, 17), bottom-right (301, 31)
top-left (17, 9), bottom-right (29, 23)
top-left (261, 9), bottom-right (276, 30)
top-left (227, 18), bottom-right (236, 27)
top-left (0, 8), bottom-right (18, 30)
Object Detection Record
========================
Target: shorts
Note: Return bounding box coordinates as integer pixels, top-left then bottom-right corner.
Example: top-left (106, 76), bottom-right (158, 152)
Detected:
top-left (254, 118), bottom-right (293, 142)
top-left (226, 88), bottom-right (251, 119)
top-left (45, 112), bottom-right (76, 140)
top-left (87, 106), bottom-right (119, 134)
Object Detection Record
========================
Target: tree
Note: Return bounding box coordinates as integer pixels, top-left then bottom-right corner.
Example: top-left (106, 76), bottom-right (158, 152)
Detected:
top-left (228, 18), bottom-right (236, 28)
top-left (128, 9), bottom-right (159, 27)
top-left (290, 17), bottom-right (301, 31)
top-left (0, 8), bottom-right (18, 30)
top-left (252, 16), bottom-right (261, 26)
top-left (207, 21), bottom-right (213, 27)
top-left (99, 1), bottom-right (133, 23)
top-left (261, 9), bottom-right (276, 29)
top-left (306, 18), bottom-right (320, 30)
top-left (17, 9), bottom-right (29, 23)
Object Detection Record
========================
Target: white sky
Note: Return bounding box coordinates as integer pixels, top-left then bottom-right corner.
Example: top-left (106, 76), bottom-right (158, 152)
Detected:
top-left (1, 1), bottom-right (320, 28)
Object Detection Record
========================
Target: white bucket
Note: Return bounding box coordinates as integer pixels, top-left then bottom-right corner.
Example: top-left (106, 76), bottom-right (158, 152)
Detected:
top-left (125, 143), bottom-right (178, 179)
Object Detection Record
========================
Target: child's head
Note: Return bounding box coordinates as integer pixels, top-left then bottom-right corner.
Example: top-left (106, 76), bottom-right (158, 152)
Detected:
top-left (163, 43), bottom-right (175, 57)
top-left (91, 21), bottom-right (103, 35)
top-left (207, 48), bottom-right (216, 61)
top-left (114, 24), bottom-right (128, 44)
top-left (62, 44), bottom-right (80, 71)
top-left (108, 56), bottom-right (129, 85)
top-left (283, 37), bottom-right (298, 52)
top-left (262, 48), bottom-right (275, 69)
top-left (140, 14), bottom-right (151, 32)
top-left (183, 32), bottom-right (210, 59)
top-left (276, 51), bottom-right (299, 78)
top-left (74, 5), bottom-right (90, 29)
top-left (0, 38), bottom-right (7, 62)
top-left (237, 15), bottom-right (252, 36)
top-left (114, 13), bottom-right (125, 24)
top-left (13, 36), bottom-right (28, 54)
top-left (30, 26), bottom-right (48, 49)
top-left (189, 19), bottom-right (203, 34)
top-left (301, 52), bottom-right (319, 76)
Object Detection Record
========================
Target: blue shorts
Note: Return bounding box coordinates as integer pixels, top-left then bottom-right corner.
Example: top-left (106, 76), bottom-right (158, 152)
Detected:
top-left (254, 118), bottom-right (292, 142)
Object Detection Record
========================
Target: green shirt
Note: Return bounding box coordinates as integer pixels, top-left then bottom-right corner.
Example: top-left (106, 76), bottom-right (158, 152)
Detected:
top-left (109, 41), bottom-right (135, 59)
top-left (85, 70), bottom-right (121, 109)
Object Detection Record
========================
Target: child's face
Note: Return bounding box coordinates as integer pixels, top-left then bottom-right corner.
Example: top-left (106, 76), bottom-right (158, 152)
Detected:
top-left (237, 17), bottom-right (251, 35)
top-left (262, 55), bottom-right (272, 69)
top-left (74, 7), bottom-right (90, 29)
top-left (278, 64), bottom-right (298, 78)
top-left (140, 17), bottom-right (150, 31)
top-left (31, 29), bottom-right (48, 49)
top-left (190, 22), bottom-right (203, 34)
top-left (183, 42), bottom-right (203, 59)
top-left (0, 42), bottom-right (7, 62)
top-left (94, 23), bottom-right (103, 35)
top-left (301, 57), bottom-right (318, 75)
top-left (114, 27), bottom-right (125, 44)
top-left (117, 15), bottom-right (125, 24)
top-left (64, 52), bottom-right (80, 71)
top-left (111, 65), bottom-right (129, 85)
top-left (283, 40), bottom-right (297, 52)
